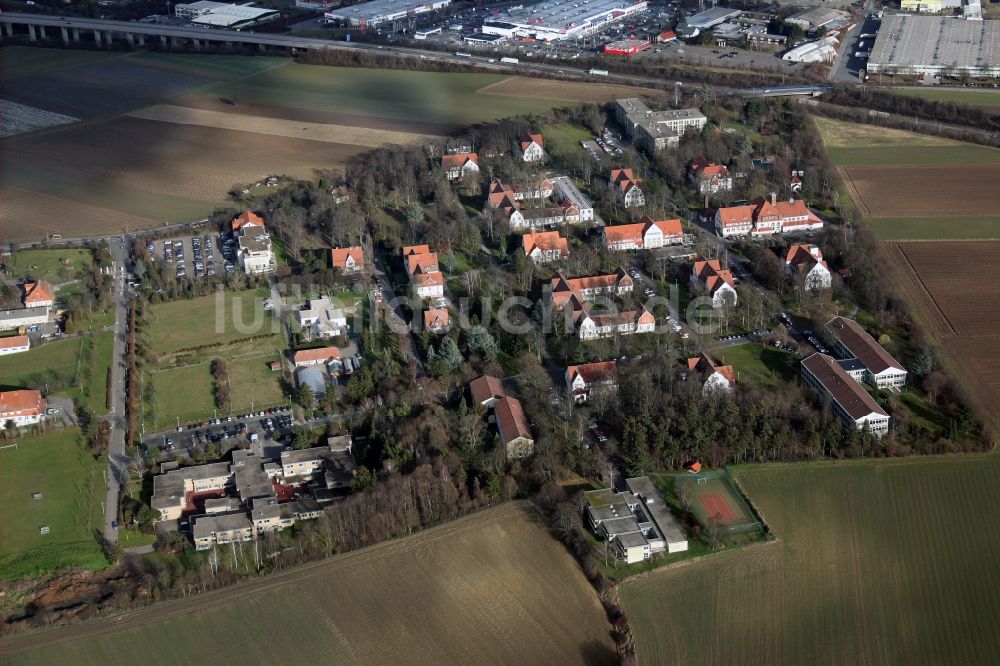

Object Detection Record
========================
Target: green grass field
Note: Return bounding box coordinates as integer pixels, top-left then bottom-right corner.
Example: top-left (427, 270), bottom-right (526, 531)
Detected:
top-left (622, 456), bottom-right (1000, 665)
top-left (7, 248), bottom-right (93, 284)
top-left (891, 88), bottom-right (1000, 109)
top-left (714, 343), bottom-right (797, 387)
top-left (868, 215), bottom-right (1000, 240)
top-left (206, 63), bottom-right (577, 125)
top-left (0, 337), bottom-right (81, 392)
top-left (145, 291), bottom-right (282, 425)
top-left (0, 429), bottom-right (107, 580)
top-left (146, 290), bottom-right (277, 356)
top-left (130, 51), bottom-right (287, 80)
top-left (71, 332), bottom-right (114, 416)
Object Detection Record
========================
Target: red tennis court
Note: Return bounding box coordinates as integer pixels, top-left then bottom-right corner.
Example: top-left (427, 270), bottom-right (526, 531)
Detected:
top-left (698, 492), bottom-right (738, 524)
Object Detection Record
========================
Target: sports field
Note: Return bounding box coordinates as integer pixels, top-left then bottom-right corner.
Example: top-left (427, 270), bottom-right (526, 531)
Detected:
top-left (815, 117), bottom-right (1000, 241)
top-left (0, 429), bottom-right (107, 580)
top-left (1, 502), bottom-right (616, 665)
top-left (1, 47), bottom-right (658, 242)
top-left (673, 474), bottom-right (756, 528)
top-left (622, 457), bottom-right (1000, 665)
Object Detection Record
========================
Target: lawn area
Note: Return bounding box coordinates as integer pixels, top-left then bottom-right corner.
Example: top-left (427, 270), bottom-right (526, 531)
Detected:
top-left (891, 87), bottom-right (1000, 109)
top-left (7, 248), bottom-right (93, 284)
top-left (227, 353), bottom-right (286, 414)
top-left (0, 337), bottom-right (81, 393)
top-left (813, 116), bottom-right (961, 149)
top-left (868, 215), bottom-right (1000, 240)
top-left (0, 429), bottom-right (107, 580)
top-left (69, 332), bottom-right (115, 416)
top-left (713, 343), bottom-right (797, 387)
top-left (146, 290), bottom-right (277, 356)
top-left (621, 456), bottom-right (1000, 665)
top-left (130, 51), bottom-right (287, 80)
top-left (148, 364), bottom-right (216, 428)
top-left (542, 123), bottom-right (593, 158)
top-left (205, 63), bottom-right (577, 125)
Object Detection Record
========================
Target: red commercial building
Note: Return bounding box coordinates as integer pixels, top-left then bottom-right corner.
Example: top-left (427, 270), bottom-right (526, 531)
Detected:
top-left (603, 38), bottom-right (650, 56)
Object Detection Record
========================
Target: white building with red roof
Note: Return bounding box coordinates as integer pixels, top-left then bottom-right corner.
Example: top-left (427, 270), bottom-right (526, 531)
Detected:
top-left (690, 257), bottom-right (737, 308)
top-left (522, 230), bottom-right (569, 263)
top-left (0, 389), bottom-right (46, 427)
top-left (233, 211), bottom-right (275, 275)
top-left (231, 211), bottom-right (265, 233)
top-left (292, 346), bottom-right (341, 368)
top-left (330, 246), bottom-right (365, 274)
top-left (827, 317), bottom-right (907, 390)
top-left (601, 216), bottom-right (683, 251)
top-left (520, 133), bottom-right (545, 162)
top-left (688, 157), bottom-right (733, 194)
top-left (0, 335), bottom-right (30, 356)
top-left (565, 360), bottom-right (618, 403)
top-left (22, 281), bottom-right (54, 310)
top-left (801, 353), bottom-right (890, 436)
top-left (401, 245), bottom-right (444, 299)
top-left (785, 244), bottom-right (831, 291)
top-left (423, 308), bottom-right (449, 333)
top-left (714, 194), bottom-right (824, 238)
top-left (441, 153), bottom-right (479, 182)
top-left (687, 353), bottom-right (735, 394)
top-left (610, 168), bottom-right (644, 208)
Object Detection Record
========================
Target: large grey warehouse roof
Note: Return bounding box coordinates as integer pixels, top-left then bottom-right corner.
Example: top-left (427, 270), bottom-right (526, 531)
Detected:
top-left (685, 7), bottom-right (741, 29)
top-left (868, 15), bottom-right (1000, 76)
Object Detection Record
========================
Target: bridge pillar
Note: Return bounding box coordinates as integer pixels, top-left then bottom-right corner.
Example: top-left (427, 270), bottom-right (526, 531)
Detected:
top-left (126, 32), bottom-right (134, 46)
top-left (160, 34), bottom-right (167, 47)
top-left (171, 36), bottom-right (180, 48)
top-left (28, 24), bottom-right (37, 42)
top-left (72, 27), bottom-right (80, 41)
top-left (38, 25), bottom-right (47, 40)
top-left (225, 39), bottom-right (234, 50)
top-left (93, 29), bottom-right (102, 46)
top-left (258, 42), bottom-right (265, 53)
top-left (2, 23), bottom-right (13, 38)
top-left (137, 34), bottom-right (145, 46)
top-left (192, 38), bottom-right (201, 51)
top-left (61, 26), bottom-right (69, 44)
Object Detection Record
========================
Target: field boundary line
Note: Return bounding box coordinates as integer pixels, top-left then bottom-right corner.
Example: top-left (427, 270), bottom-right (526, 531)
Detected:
top-left (838, 167), bottom-right (872, 217)
top-left (882, 242), bottom-right (956, 337)
top-left (620, 538), bottom-right (780, 585)
top-left (0, 501), bottom-right (530, 655)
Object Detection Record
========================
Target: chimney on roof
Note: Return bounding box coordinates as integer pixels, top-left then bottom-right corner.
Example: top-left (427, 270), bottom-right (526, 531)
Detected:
top-left (770, 192), bottom-right (777, 205)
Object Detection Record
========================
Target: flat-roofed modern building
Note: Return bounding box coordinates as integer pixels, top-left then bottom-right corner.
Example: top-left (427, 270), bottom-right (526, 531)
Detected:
top-left (801, 353), bottom-right (890, 437)
top-left (176, 1), bottom-right (280, 29)
top-left (324, 0), bottom-right (453, 29)
top-left (490, 0), bottom-right (649, 42)
top-left (868, 16), bottom-right (1000, 78)
top-left (615, 98), bottom-right (707, 153)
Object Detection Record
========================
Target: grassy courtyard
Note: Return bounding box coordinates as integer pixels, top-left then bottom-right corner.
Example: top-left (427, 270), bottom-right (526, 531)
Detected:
top-left (6, 248), bottom-right (94, 284)
top-left (0, 336), bottom-right (81, 392)
top-left (0, 429), bottom-right (107, 580)
top-left (146, 288), bottom-right (277, 356)
top-left (713, 342), bottom-right (797, 387)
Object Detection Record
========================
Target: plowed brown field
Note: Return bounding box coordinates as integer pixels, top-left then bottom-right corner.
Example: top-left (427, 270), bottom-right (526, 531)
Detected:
top-left (885, 240), bottom-right (1000, 425)
top-left (841, 165), bottom-right (1000, 218)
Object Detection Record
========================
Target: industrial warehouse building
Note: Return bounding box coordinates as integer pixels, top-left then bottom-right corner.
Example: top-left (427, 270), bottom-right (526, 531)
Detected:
top-left (175, 1), bottom-right (279, 29)
top-left (867, 16), bottom-right (1000, 78)
top-left (325, 0), bottom-right (452, 29)
top-left (487, 0), bottom-right (649, 42)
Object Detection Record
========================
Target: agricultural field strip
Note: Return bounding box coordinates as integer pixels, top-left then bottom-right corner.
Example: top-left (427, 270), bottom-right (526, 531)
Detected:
top-left (839, 164), bottom-right (1000, 218)
top-left (128, 105), bottom-right (445, 146)
top-left (0, 502), bottom-right (608, 658)
top-left (475, 76), bottom-right (665, 102)
top-left (0, 99), bottom-right (79, 138)
top-left (883, 243), bottom-right (956, 337)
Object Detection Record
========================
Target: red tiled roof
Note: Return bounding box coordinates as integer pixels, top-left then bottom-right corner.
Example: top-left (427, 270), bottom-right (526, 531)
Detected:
top-left (785, 244), bottom-right (827, 273)
top-left (441, 153), bottom-right (479, 169)
top-left (232, 211), bottom-right (265, 232)
top-left (0, 335), bottom-right (29, 351)
top-left (407, 252), bottom-right (439, 275)
top-left (469, 375), bottom-right (506, 405)
top-left (293, 347), bottom-right (340, 365)
top-left (687, 353), bottom-right (735, 384)
top-left (330, 246), bottom-right (364, 270)
top-left (802, 353), bottom-right (888, 420)
top-left (0, 389), bottom-right (45, 418)
top-left (414, 271), bottom-right (444, 287)
top-left (402, 244), bottom-right (431, 257)
top-left (827, 317), bottom-right (905, 374)
top-left (495, 396), bottom-right (532, 444)
top-left (692, 257), bottom-right (735, 294)
top-left (520, 133), bottom-right (544, 151)
top-left (424, 308), bottom-right (449, 331)
top-left (567, 360), bottom-right (618, 386)
top-left (23, 281), bottom-right (54, 305)
top-left (522, 230), bottom-right (568, 257)
top-left (488, 180), bottom-right (516, 208)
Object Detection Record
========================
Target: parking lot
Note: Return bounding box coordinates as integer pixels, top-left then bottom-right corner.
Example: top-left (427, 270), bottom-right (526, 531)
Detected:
top-left (146, 232), bottom-right (237, 281)
top-left (142, 406), bottom-right (294, 458)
